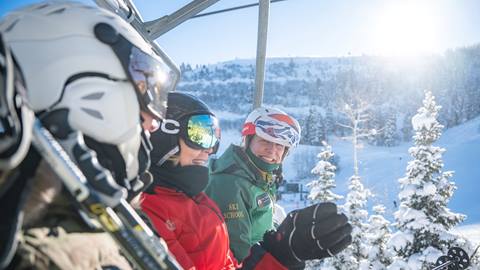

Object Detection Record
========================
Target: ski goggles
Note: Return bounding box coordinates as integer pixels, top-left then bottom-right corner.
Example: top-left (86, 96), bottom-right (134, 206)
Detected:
top-left (183, 114), bottom-right (221, 151)
top-left (94, 23), bottom-right (179, 120)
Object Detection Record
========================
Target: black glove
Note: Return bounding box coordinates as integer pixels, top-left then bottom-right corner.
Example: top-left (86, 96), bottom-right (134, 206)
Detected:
top-left (262, 202), bottom-right (352, 268)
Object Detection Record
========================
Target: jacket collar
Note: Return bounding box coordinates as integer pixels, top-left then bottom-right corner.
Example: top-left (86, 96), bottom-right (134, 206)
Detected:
top-left (209, 144), bottom-right (275, 187)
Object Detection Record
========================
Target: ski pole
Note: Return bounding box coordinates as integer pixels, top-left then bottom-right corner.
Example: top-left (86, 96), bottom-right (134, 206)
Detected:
top-left (31, 119), bottom-right (182, 270)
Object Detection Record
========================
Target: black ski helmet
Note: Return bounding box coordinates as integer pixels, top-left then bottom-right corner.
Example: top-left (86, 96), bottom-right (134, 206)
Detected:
top-left (149, 92), bottom-right (220, 167)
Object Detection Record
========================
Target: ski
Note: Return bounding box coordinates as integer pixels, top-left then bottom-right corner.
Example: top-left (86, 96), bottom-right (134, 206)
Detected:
top-left (31, 119), bottom-right (182, 270)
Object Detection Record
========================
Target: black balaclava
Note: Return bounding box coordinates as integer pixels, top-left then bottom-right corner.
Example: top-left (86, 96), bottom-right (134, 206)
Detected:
top-left (147, 161), bottom-right (209, 198)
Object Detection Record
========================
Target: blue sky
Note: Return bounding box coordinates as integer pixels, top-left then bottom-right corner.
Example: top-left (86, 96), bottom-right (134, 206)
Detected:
top-left (2, 0), bottom-right (480, 65)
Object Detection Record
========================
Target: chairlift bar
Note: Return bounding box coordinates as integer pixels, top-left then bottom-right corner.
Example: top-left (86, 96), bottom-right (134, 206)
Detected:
top-left (192, 0), bottom-right (287, 19)
top-left (144, 0), bottom-right (220, 40)
top-left (254, 0), bottom-right (270, 109)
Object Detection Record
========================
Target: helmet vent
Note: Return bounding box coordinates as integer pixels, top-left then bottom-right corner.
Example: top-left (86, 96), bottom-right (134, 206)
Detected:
top-left (46, 8), bottom-right (66, 16)
top-left (81, 92), bottom-right (104, 100)
top-left (100, 14), bottom-right (117, 21)
top-left (4, 19), bottom-right (19, 33)
top-left (81, 108), bottom-right (104, 120)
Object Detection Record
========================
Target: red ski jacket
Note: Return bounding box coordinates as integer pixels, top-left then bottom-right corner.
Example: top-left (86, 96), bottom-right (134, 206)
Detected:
top-left (140, 186), bottom-right (286, 270)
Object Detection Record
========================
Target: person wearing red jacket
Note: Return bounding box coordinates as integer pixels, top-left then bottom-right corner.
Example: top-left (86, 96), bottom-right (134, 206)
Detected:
top-left (141, 92), bottom-right (352, 270)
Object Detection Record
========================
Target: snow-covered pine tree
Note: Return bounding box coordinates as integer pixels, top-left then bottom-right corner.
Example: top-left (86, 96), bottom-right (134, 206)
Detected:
top-left (389, 91), bottom-right (467, 269)
top-left (307, 141), bottom-right (343, 203)
top-left (306, 141), bottom-right (343, 270)
top-left (302, 108), bottom-right (327, 146)
top-left (401, 112), bottom-right (413, 142)
top-left (311, 112), bottom-right (326, 146)
top-left (360, 205), bottom-right (392, 270)
top-left (325, 107), bottom-right (335, 135)
top-left (302, 107), bottom-right (315, 145)
top-left (332, 174), bottom-right (371, 270)
top-left (384, 113), bottom-right (399, 147)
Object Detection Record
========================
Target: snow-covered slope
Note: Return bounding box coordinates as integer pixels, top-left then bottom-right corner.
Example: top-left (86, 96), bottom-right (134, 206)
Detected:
top-left (453, 224), bottom-right (480, 245)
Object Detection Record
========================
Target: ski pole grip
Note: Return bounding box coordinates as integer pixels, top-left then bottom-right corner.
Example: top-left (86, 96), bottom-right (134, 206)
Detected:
top-left (72, 140), bottom-right (126, 207)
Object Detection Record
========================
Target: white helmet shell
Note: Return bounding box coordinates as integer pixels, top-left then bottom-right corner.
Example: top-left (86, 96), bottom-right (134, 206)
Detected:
top-left (0, 2), bottom-right (159, 181)
top-left (0, 1), bottom-right (154, 111)
top-left (242, 106), bottom-right (301, 149)
top-left (59, 77), bottom-right (141, 180)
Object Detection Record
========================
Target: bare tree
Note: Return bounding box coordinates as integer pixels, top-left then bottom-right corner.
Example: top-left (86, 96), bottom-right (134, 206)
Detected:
top-left (337, 98), bottom-right (374, 177)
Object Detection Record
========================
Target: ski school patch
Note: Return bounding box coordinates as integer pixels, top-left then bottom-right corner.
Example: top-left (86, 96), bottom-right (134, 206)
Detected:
top-left (223, 203), bottom-right (245, 219)
top-left (256, 193), bottom-right (271, 208)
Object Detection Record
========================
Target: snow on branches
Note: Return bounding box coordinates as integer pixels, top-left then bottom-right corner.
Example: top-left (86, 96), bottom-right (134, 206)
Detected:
top-left (307, 141), bottom-right (343, 203)
top-left (389, 91), bottom-right (468, 269)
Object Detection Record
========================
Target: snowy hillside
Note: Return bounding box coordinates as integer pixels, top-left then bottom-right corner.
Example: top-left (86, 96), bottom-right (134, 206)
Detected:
top-left (453, 224), bottom-right (480, 245)
top-left (180, 46), bottom-right (480, 149)
top-left (214, 114), bottom-right (480, 226)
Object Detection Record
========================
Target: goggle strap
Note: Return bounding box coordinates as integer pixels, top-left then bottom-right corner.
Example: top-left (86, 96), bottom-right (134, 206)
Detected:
top-left (156, 146), bottom-right (179, 166)
top-left (94, 23), bottom-right (165, 120)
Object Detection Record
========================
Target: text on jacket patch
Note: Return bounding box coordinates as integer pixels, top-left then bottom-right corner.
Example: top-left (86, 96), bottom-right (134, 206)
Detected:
top-left (223, 203), bottom-right (245, 219)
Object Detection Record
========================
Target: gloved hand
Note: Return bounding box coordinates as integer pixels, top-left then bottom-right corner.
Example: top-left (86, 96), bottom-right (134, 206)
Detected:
top-left (261, 202), bottom-right (352, 268)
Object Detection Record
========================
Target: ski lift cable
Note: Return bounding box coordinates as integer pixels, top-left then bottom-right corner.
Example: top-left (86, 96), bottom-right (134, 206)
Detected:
top-left (192, 0), bottom-right (288, 18)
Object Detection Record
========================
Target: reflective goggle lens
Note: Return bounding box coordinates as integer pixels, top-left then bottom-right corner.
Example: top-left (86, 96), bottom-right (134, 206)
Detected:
top-left (187, 115), bottom-right (220, 149)
top-left (94, 22), bottom-right (179, 121)
top-left (129, 47), bottom-right (177, 120)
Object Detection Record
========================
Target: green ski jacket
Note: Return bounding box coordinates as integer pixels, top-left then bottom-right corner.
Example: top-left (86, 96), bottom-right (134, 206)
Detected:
top-left (205, 145), bottom-right (278, 262)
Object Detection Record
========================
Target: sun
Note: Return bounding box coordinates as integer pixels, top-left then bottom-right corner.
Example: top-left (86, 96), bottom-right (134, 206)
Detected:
top-left (371, 2), bottom-right (440, 57)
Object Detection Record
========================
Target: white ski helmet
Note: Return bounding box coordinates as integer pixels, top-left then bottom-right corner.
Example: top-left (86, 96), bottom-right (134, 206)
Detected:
top-left (0, 2), bottom-right (179, 183)
top-left (242, 106), bottom-right (301, 155)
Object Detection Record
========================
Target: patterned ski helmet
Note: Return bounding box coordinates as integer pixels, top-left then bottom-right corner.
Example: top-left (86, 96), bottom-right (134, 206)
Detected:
top-left (242, 107), bottom-right (301, 150)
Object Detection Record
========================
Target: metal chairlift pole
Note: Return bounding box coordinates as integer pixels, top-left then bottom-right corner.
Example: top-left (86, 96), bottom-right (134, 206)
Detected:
top-left (254, 0), bottom-right (270, 109)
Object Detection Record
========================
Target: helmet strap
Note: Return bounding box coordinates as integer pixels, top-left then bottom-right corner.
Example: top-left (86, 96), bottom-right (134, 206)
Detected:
top-left (245, 146), bottom-right (280, 174)
top-left (243, 134), bottom-right (254, 149)
top-left (281, 147), bottom-right (290, 162)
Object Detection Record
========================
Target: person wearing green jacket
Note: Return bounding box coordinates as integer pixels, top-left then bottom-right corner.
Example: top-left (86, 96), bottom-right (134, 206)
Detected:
top-left (206, 107), bottom-right (301, 262)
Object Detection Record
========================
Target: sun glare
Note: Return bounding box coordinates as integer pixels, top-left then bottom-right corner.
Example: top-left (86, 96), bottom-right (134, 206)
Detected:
top-left (372, 2), bottom-right (439, 57)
